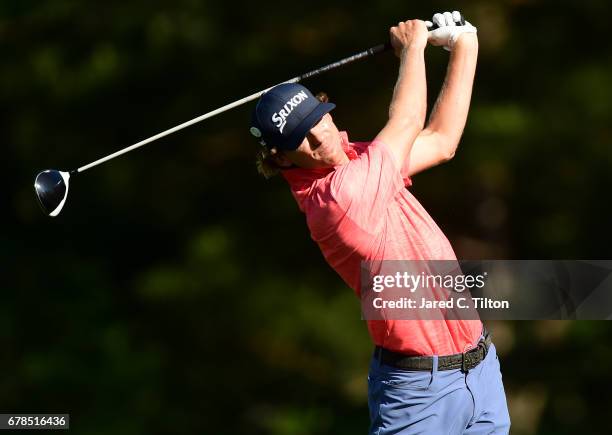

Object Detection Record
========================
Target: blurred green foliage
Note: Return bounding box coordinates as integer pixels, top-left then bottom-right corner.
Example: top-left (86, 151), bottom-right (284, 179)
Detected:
top-left (3, 0), bottom-right (612, 434)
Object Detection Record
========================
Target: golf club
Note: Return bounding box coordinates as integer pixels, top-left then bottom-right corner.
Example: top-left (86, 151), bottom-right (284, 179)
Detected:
top-left (34, 18), bottom-right (458, 217)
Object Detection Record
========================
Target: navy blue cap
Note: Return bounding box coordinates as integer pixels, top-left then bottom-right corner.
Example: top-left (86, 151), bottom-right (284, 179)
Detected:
top-left (250, 83), bottom-right (335, 151)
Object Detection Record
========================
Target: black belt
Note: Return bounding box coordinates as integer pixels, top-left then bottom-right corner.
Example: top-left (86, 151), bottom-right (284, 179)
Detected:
top-left (374, 327), bottom-right (492, 372)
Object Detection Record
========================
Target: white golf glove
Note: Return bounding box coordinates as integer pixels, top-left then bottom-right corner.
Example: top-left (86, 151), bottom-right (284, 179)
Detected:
top-left (426, 11), bottom-right (477, 51)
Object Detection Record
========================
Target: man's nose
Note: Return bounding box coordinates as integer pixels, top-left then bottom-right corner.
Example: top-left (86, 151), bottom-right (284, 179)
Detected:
top-left (309, 119), bottom-right (326, 140)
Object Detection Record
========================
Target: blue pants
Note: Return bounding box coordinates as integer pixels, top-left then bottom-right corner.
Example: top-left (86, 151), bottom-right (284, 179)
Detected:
top-left (368, 343), bottom-right (510, 434)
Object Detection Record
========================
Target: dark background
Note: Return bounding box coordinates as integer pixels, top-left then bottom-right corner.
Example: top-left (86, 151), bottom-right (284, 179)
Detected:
top-left (3, 0), bottom-right (612, 433)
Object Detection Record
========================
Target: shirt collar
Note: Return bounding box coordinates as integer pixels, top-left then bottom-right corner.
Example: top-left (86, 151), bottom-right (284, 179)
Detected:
top-left (340, 131), bottom-right (358, 161)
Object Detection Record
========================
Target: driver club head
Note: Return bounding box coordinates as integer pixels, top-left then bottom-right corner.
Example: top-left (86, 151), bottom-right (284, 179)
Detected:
top-left (34, 169), bottom-right (71, 217)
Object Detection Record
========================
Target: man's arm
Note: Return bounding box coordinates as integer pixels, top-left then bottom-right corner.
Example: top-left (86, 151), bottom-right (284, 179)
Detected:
top-left (374, 20), bottom-right (429, 166)
top-left (403, 32), bottom-right (479, 177)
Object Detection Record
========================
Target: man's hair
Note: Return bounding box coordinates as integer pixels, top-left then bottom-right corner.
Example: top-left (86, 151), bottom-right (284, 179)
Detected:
top-left (255, 92), bottom-right (329, 179)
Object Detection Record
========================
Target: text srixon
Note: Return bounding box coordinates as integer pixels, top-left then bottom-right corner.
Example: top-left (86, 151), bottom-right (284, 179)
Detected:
top-left (271, 91), bottom-right (309, 133)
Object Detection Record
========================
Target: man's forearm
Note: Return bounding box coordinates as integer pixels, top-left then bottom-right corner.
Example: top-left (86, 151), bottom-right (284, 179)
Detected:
top-left (426, 34), bottom-right (478, 152)
top-left (377, 44), bottom-right (427, 163)
top-left (389, 47), bottom-right (427, 131)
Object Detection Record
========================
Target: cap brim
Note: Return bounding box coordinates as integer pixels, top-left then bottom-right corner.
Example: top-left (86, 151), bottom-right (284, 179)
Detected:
top-left (282, 102), bottom-right (336, 151)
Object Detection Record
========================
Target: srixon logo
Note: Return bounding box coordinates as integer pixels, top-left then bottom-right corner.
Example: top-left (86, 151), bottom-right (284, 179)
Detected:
top-left (271, 90), bottom-right (309, 133)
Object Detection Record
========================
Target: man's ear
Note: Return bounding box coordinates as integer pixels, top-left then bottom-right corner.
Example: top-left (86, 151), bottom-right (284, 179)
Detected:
top-left (270, 148), bottom-right (293, 168)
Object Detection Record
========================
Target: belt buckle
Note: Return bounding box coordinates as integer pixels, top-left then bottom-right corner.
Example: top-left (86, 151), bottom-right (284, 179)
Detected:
top-left (477, 338), bottom-right (488, 361)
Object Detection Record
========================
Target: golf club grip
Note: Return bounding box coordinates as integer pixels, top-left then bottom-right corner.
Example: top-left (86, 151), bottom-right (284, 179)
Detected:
top-left (299, 46), bottom-right (386, 80)
top-left (298, 15), bottom-right (464, 80)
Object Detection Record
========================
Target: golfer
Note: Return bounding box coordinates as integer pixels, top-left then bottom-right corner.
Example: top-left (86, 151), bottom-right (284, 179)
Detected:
top-left (250, 11), bottom-right (510, 434)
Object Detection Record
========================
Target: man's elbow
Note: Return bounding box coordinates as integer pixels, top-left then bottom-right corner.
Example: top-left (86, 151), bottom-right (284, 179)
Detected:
top-left (430, 131), bottom-right (459, 162)
top-left (441, 146), bottom-right (457, 162)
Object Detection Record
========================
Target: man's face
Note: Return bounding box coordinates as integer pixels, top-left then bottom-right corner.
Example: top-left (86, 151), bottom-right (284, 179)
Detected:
top-left (280, 113), bottom-right (347, 169)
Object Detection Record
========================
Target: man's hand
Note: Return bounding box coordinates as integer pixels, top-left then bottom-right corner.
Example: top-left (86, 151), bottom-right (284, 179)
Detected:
top-left (426, 11), bottom-right (477, 51)
top-left (389, 19), bottom-right (429, 57)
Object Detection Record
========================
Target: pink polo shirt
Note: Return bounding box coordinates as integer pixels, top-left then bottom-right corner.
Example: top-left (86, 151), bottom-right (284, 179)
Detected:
top-left (282, 131), bottom-right (482, 356)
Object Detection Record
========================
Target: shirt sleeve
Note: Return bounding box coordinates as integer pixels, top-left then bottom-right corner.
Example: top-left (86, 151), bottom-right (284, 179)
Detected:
top-left (329, 140), bottom-right (405, 232)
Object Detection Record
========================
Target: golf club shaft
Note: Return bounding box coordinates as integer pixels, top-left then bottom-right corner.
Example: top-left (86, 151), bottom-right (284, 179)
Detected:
top-left (76, 43), bottom-right (392, 174)
top-left (76, 14), bottom-right (458, 174)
